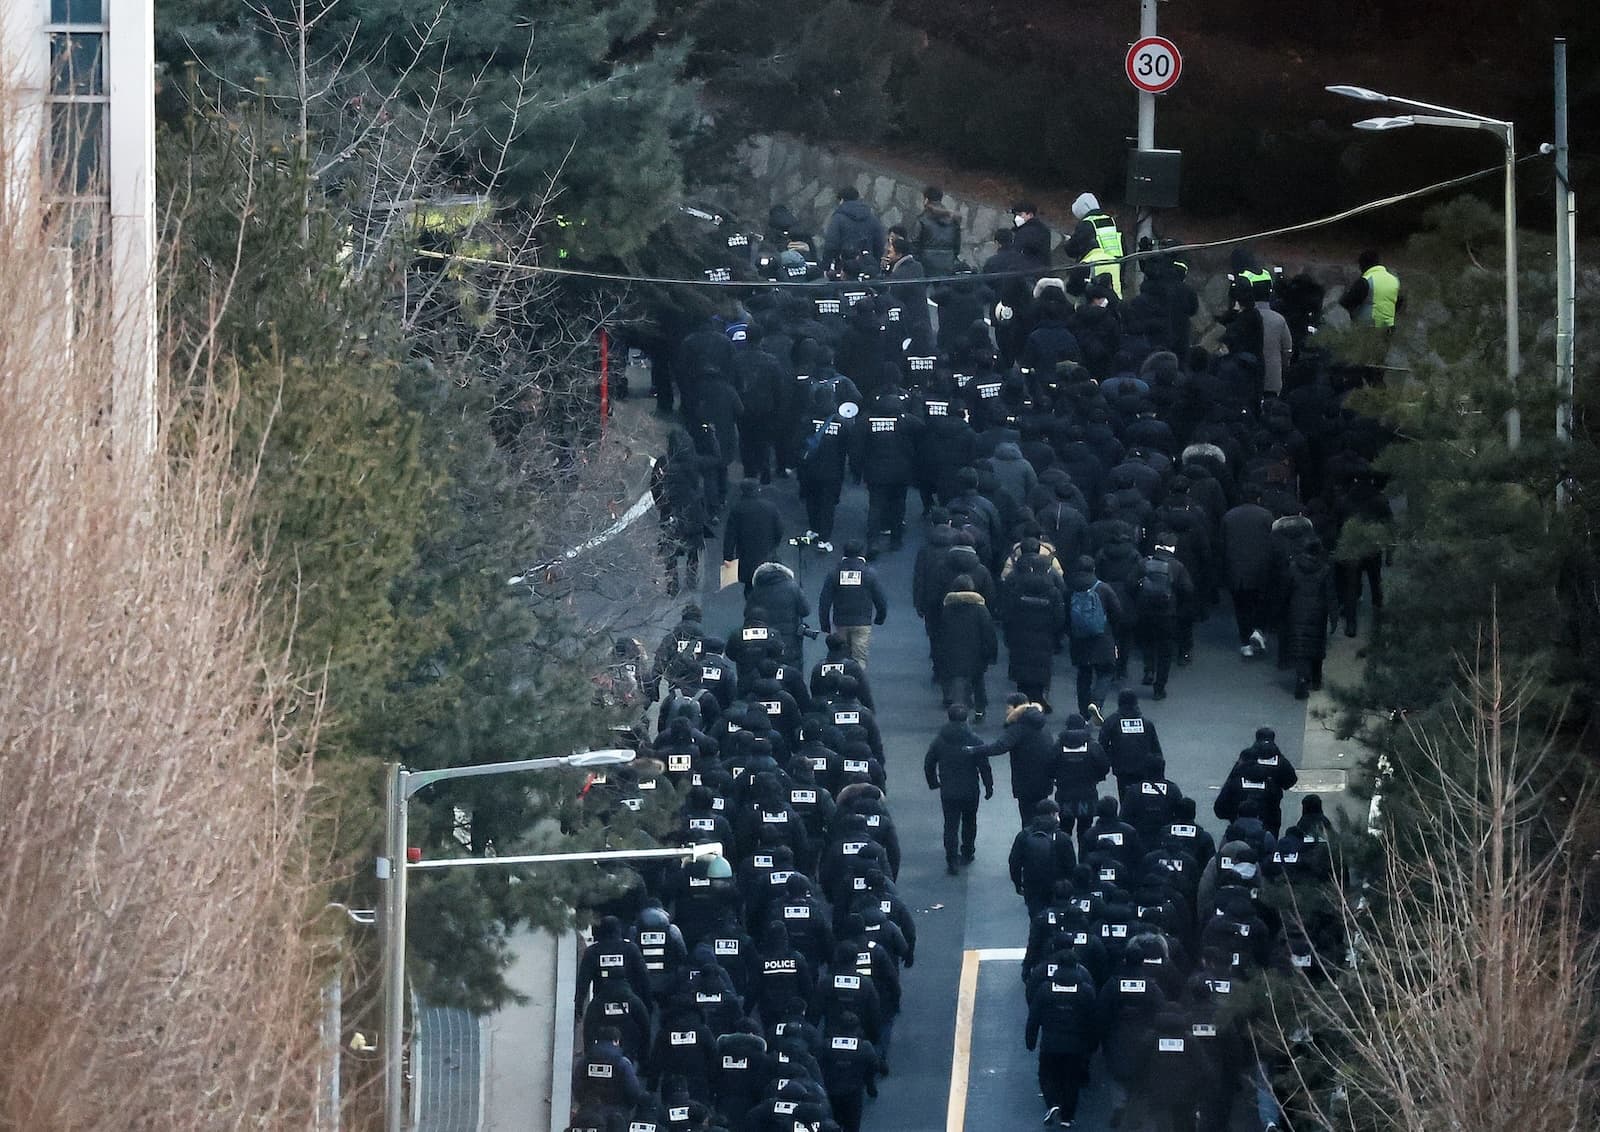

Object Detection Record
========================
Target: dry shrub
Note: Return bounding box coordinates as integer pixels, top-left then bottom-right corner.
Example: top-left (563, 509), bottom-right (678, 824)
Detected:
top-left (0, 133), bottom-right (323, 1128)
top-left (1274, 627), bottom-right (1600, 1130)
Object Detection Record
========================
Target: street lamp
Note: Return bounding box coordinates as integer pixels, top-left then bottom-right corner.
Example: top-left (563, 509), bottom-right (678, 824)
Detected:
top-left (380, 749), bottom-right (637, 1132)
top-left (1328, 84), bottom-right (1521, 449)
top-left (1325, 84), bottom-right (1390, 103)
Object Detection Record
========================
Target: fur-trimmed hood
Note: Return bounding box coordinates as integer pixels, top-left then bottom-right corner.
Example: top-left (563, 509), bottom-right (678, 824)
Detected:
top-left (1182, 442), bottom-right (1226, 467)
top-left (837, 781), bottom-right (886, 811)
top-left (1032, 276), bottom-right (1069, 301)
top-left (943, 589), bottom-right (987, 608)
top-left (752, 560), bottom-right (796, 585)
top-left (1006, 702), bottom-right (1047, 727)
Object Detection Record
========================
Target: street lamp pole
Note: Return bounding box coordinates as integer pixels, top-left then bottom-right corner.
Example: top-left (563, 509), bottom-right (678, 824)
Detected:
top-left (1501, 117), bottom-right (1521, 450)
top-left (1553, 38), bottom-right (1575, 465)
top-left (1329, 85), bottom-right (1521, 449)
top-left (380, 750), bottom-right (638, 1132)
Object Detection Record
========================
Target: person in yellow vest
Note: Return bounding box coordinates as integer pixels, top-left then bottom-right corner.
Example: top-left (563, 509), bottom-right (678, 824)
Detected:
top-left (1065, 192), bottom-right (1124, 298)
top-left (1339, 250), bottom-right (1402, 328)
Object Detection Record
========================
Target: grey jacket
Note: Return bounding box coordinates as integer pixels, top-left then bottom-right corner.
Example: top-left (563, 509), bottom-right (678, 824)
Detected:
top-left (1257, 302), bottom-right (1293, 395)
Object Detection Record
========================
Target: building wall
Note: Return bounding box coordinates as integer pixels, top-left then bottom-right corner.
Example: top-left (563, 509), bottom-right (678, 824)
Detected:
top-left (1, 0), bottom-right (155, 459)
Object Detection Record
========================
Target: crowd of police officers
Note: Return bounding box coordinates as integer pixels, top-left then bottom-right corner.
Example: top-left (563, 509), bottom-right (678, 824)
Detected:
top-left (575, 607), bottom-right (908, 1132)
top-left (579, 188), bottom-right (1393, 1131)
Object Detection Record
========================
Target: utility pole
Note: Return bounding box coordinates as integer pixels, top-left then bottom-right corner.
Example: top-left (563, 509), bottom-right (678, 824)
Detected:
top-left (1554, 38), bottom-right (1575, 465)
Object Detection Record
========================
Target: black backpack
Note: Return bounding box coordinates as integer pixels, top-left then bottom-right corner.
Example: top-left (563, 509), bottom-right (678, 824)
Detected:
top-left (1023, 827), bottom-right (1062, 880)
top-left (1136, 557), bottom-right (1176, 616)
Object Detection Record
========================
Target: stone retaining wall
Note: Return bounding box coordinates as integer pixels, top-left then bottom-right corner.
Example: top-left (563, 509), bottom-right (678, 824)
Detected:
top-left (740, 133), bottom-right (1033, 265)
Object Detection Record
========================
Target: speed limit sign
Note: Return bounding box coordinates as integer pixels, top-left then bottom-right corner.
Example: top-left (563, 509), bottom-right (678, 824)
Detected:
top-left (1126, 36), bottom-right (1182, 94)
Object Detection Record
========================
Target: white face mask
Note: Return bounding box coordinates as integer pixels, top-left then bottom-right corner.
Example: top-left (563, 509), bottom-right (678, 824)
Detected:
top-left (1013, 214), bottom-right (1027, 228)
top-left (1232, 862), bottom-right (1258, 881)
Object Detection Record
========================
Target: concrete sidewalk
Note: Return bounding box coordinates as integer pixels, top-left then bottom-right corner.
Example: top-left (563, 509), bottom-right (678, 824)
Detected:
top-left (481, 927), bottom-right (577, 1132)
top-left (1296, 617), bottom-right (1373, 829)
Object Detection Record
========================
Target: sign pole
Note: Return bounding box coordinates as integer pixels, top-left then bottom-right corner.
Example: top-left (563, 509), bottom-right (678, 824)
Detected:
top-left (1136, 0), bottom-right (1158, 250)
top-left (1125, 6), bottom-right (1184, 295)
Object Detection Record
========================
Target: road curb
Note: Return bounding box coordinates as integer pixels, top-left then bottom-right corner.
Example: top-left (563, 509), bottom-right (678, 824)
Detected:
top-left (549, 931), bottom-right (579, 1131)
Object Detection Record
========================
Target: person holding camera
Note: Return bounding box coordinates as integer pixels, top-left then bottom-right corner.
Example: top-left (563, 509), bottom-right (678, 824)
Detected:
top-left (818, 541), bottom-right (889, 669)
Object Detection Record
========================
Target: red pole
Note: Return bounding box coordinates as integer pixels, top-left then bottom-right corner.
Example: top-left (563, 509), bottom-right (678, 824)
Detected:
top-left (598, 327), bottom-right (610, 438)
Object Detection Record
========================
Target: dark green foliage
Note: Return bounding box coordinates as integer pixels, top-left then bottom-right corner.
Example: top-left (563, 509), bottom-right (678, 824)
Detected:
top-left (157, 0), bottom-right (700, 257)
top-left (160, 109), bottom-right (444, 757)
top-left (892, 40), bottom-right (1125, 191)
top-left (663, 0), bottom-right (897, 143)
top-left (160, 80), bottom-right (667, 1009)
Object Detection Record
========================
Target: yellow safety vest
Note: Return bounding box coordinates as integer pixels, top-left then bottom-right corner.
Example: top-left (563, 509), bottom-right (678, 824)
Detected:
top-left (1077, 213), bottom-right (1124, 297)
top-left (1081, 247), bottom-right (1123, 298)
top-left (1087, 213), bottom-right (1124, 258)
top-left (1362, 264), bottom-right (1400, 328)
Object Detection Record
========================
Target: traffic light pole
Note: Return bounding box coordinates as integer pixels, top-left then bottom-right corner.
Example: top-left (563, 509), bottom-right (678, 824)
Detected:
top-left (381, 765), bottom-right (409, 1132)
top-left (377, 750), bottom-right (704, 1132)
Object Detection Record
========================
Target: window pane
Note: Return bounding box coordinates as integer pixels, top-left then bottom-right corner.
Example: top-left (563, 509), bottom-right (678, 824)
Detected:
top-left (49, 102), bottom-right (105, 195)
top-left (50, 33), bottom-right (104, 96)
top-left (51, 0), bottom-right (104, 23)
top-left (48, 200), bottom-right (109, 255)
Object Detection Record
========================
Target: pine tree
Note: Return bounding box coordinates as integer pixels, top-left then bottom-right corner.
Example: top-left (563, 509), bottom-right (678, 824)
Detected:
top-left (663, 0), bottom-right (898, 143)
top-left (157, 0), bottom-right (700, 257)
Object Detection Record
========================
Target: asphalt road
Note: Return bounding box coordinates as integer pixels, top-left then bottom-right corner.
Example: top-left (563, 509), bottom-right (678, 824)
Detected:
top-left (689, 476), bottom-right (1309, 1132)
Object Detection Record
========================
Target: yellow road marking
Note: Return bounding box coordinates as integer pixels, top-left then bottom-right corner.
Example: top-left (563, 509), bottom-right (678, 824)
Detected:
top-left (946, 948), bottom-right (981, 1132)
top-left (946, 948), bottom-right (1028, 1132)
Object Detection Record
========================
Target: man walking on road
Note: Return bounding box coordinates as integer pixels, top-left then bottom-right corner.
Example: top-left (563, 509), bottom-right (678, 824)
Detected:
top-left (722, 479), bottom-right (784, 595)
top-left (819, 540), bottom-right (889, 667)
top-left (1024, 946), bottom-right (1099, 1128)
top-left (1009, 799), bottom-right (1078, 918)
top-left (1222, 485), bottom-right (1276, 658)
top-left (924, 704), bottom-right (994, 875)
top-left (1065, 555), bottom-right (1123, 719)
top-left (933, 576), bottom-right (999, 721)
top-left (1099, 689), bottom-right (1163, 798)
top-left (976, 696), bottom-right (1058, 828)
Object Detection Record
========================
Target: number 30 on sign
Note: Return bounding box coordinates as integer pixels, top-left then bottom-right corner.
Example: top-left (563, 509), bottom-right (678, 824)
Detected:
top-left (1125, 36), bottom-right (1182, 94)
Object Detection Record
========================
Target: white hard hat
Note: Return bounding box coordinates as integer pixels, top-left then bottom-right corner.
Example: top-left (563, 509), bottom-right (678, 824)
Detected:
top-left (838, 401), bottom-right (860, 420)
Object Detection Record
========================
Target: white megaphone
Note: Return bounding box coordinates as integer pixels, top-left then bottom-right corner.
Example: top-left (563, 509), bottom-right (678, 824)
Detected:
top-left (838, 401), bottom-right (860, 420)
